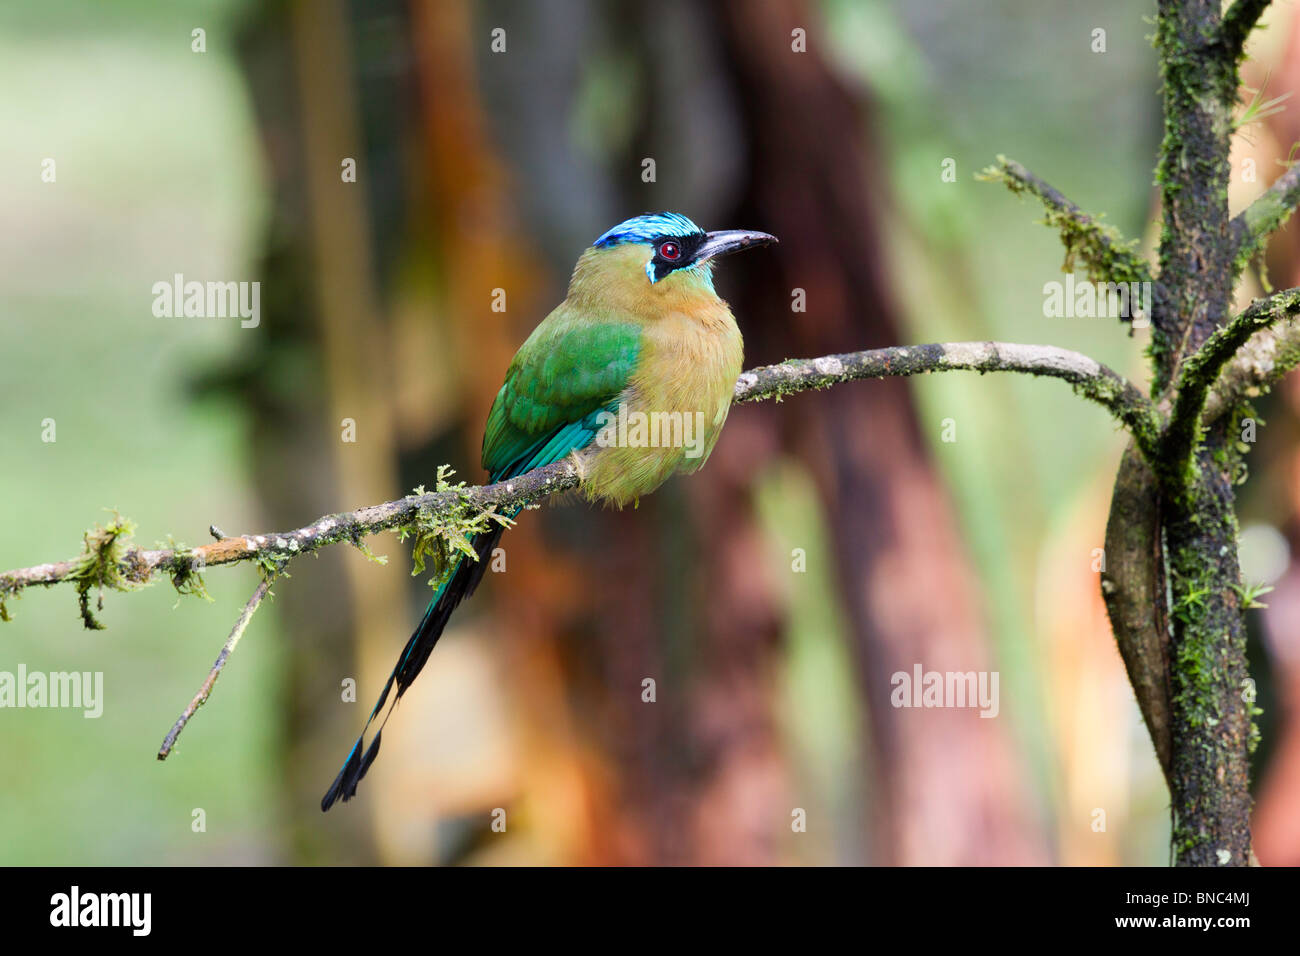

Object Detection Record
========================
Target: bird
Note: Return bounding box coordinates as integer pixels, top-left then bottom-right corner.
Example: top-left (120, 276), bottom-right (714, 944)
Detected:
top-left (321, 212), bottom-right (776, 810)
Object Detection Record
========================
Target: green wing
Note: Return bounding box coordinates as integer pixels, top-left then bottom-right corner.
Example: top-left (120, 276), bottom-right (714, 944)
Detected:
top-left (481, 312), bottom-right (642, 480)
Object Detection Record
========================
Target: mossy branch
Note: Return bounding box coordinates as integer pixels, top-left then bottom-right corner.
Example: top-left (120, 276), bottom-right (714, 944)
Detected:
top-left (1230, 161), bottom-right (1300, 275)
top-left (1162, 287), bottom-right (1300, 483)
top-left (978, 156), bottom-right (1155, 317)
top-left (0, 463), bottom-right (578, 618)
top-left (1220, 0), bottom-right (1272, 63)
top-left (736, 341), bottom-right (1161, 460)
top-left (1153, 0), bottom-right (1241, 390)
top-left (0, 343), bottom-right (1163, 761)
top-left (1204, 311), bottom-right (1300, 422)
top-left (0, 343), bottom-right (1157, 622)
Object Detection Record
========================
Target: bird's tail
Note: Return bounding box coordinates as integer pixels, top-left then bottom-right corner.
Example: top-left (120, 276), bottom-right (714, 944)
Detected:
top-left (320, 521), bottom-right (509, 811)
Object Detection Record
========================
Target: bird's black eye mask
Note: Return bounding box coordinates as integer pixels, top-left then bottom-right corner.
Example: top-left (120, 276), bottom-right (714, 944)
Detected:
top-left (648, 232), bottom-right (707, 282)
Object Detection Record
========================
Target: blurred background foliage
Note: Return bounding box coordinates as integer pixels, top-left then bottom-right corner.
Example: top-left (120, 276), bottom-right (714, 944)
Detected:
top-left (2, 0), bottom-right (1297, 864)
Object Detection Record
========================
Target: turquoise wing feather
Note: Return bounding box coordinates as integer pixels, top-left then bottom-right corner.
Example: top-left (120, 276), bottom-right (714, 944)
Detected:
top-left (482, 316), bottom-right (642, 479)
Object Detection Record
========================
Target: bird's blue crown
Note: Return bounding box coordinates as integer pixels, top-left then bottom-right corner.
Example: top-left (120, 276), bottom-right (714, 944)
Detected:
top-left (592, 212), bottom-right (704, 248)
top-left (592, 212), bottom-right (713, 285)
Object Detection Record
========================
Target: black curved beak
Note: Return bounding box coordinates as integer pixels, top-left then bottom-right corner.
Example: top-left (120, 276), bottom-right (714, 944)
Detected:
top-left (697, 229), bottom-right (778, 263)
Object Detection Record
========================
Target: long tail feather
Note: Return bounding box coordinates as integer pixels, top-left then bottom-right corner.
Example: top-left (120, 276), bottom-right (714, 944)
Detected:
top-left (321, 522), bottom-right (507, 811)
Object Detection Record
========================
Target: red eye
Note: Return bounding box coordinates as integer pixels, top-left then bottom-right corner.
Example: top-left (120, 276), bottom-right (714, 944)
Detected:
top-left (659, 241), bottom-right (681, 260)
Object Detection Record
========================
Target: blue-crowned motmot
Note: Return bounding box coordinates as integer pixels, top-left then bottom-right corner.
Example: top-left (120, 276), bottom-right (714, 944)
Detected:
top-left (322, 212), bottom-right (776, 810)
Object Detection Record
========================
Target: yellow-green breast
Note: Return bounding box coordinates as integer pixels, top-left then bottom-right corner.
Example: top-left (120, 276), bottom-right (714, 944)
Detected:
top-left (566, 245), bottom-right (743, 506)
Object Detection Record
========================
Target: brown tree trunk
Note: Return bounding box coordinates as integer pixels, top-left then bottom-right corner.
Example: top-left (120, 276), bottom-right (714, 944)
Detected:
top-left (710, 0), bottom-right (1047, 864)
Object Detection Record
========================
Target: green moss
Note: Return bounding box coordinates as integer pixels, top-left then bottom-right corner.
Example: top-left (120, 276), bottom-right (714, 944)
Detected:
top-left (1077, 375), bottom-right (1163, 461)
top-left (0, 579), bottom-right (17, 622)
top-left (159, 536), bottom-right (215, 604)
top-left (350, 538), bottom-right (388, 566)
top-left (1164, 464), bottom-right (1250, 863)
top-left (70, 512), bottom-right (141, 630)
top-left (978, 156), bottom-right (1150, 287)
top-left (255, 554), bottom-right (289, 583)
top-left (1150, 4), bottom-right (1242, 400)
top-left (397, 465), bottom-right (514, 591)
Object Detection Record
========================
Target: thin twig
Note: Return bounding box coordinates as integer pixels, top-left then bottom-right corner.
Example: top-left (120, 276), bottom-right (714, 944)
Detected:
top-left (157, 574), bottom-right (276, 759)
